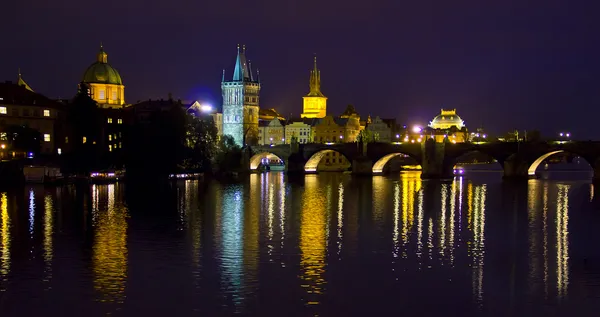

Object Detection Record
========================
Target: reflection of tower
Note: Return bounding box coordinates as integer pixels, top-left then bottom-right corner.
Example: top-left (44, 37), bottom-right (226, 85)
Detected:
top-left (300, 176), bottom-right (327, 307)
top-left (220, 185), bottom-right (245, 306)
top-left (0, 193), bottom-right (10, 281)
top-left (222, 45), bottom-right (261, 146)
top-left (301, 56), bottom-right (327, 118)
top-left (92, 184), bottom-right (128, 305)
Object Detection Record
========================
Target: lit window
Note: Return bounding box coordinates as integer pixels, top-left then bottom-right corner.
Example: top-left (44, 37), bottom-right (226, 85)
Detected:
top-left (43, 109), bottom-right (50, 117)
top-left (65, 137), bottom-right (69, 144)
top-left (109, 145), bottom-right (112, 152)
top-left (109, 135), bottom-right (112, 141)
top-left (0, 107), bottom-right (6, 114)
top-left (0, 133), bottom-right (6, 140)
top-left (83, 137), bottom-right (87, 144)
top-left (99, 90), bottom-right (105, 99)
top-left (119, 142), bottom-right (122, 148)
top-left (117, 118), bottom-right (122, 124)
top-left (107, 118), bottom-right (113, 124)
top-left (44, 134), bottom-right (51, 142)
top-left (57, 148), bottom-right (62, 155)
top-left (112, 91), bottom-right (117, 100)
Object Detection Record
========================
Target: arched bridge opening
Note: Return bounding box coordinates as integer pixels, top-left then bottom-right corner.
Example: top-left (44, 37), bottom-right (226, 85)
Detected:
top-left (304, 150), bottom-right (352, 173)
top-left (249, 152), bottom-right (285, 171)
top-left (528, 150), bottom-right (592, 176)
top-left (450, 150), bottom-right (503, 177)
top-left (372, 152), bottom-right (421, 174)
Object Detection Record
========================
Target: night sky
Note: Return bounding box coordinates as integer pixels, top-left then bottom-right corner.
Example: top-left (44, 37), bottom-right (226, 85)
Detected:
top-left (3, 1), bottom-right (598, 137)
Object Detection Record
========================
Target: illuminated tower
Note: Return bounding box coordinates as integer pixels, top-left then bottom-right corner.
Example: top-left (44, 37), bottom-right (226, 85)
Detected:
top-left (81, 45), bottom-right (125, 108)
top-left (301, 56), bottom-right (327, 118)
top-left (221, 45), bottom-right (261, 146)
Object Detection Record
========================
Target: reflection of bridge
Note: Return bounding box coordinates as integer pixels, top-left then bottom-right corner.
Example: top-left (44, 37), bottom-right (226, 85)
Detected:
top-left (245, 140), bottom-right (600, 180)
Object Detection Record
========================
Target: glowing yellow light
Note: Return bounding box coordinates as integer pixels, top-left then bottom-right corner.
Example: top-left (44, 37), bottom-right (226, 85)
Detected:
top-left (299, 176), bottom-right (327, 306)
top-left (0, 193), bottom-right (10, 277)
top-left (92, 185), bottom-right (128, 304)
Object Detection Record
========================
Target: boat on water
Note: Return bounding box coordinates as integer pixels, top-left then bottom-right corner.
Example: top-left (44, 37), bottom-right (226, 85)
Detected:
top-left (23, 166), bottom-right (64, 184)
top-left (89, 169), bottom-right (125, 183)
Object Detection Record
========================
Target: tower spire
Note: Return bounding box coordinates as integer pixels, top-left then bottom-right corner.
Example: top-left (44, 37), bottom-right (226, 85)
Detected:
top-left (17, 68), bottom-right (34, 92)
top-left (222, 69), bottom-right (225, 82)
top-left (307, 54), bottom-right (323, 97)
top-left (232, 44), bottom-right (250, 81)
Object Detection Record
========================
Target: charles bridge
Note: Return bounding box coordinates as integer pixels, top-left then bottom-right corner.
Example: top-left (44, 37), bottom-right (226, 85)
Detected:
top-left (244, 140), bottom-right (600, 180)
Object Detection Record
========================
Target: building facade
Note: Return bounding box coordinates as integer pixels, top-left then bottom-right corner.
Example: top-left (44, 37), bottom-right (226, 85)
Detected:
top-left (301, 56), bottom-right (327, 118)
top-left (366, 116), bottom-right (392, 142)
top-left (258, 119), bottom-right (285, 145)
top-left (0, 79), bottom-right (64, 156)
top-left (284, 119), bottom-right (314, 144)
top-left (313, 115), bottom-right (361, 143)
top-left (221, 45), bottom-right (260, 146)
top-left (81, 45), bottom-right (126, 108)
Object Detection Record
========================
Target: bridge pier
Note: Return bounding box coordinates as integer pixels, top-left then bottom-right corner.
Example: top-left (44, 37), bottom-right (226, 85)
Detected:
top-left (501, 155), bottom-right (532, 181)
top-left (352, 156), bottom-right (373, 176)
top-left (420, 140), bottom-right (453, 180)
top-left (286, 153), bottom-right (307, 175)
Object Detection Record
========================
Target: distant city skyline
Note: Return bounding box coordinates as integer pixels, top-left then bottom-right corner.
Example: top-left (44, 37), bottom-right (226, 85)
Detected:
top-left (3, 0), bottom-right (598, 137)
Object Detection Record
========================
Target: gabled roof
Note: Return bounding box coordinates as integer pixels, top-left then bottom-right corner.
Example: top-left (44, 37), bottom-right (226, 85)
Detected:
top-left (0, 81), bottom-right (63, 109)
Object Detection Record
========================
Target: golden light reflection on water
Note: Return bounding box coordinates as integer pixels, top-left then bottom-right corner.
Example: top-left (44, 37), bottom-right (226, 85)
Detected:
top-left (44, 194), bottom-right (54, 285)
top-left (300, 176), bottom-right (327, 306)
top-left (439, 184), bottom-right (448, 258)
top-left (526, 181), bottom-right (571, 300)
top-left (400, 173), bottom-right (420, 257)
top-left (337, 182), bottom-right (344, 257)
top-left (267, 182), bottom-right (275, 260)
top-left (279, 173), bottom-right (286, 266)
top-left (528, 180), bottom-right (540, 296)
top-left (0, 193), bottom-right (10, 281)
top-left (92, 184), bottom-right (128, 304)
top-left (471, 184), bottom-right (486, 304)
top-left (556, 184), bottom-right (570, 298)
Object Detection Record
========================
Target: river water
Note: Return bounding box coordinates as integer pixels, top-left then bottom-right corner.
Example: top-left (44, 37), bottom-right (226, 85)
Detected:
top-left (1, 170), bottom-right (600, 316)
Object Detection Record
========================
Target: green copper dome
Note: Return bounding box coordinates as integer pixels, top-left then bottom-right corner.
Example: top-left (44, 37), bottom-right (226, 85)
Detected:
top-left (82, 47), bottom-right (123, 85)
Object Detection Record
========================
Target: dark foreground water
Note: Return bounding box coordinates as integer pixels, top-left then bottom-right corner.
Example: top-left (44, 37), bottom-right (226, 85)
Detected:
top-left (1, 171), bottom-right (600, 316)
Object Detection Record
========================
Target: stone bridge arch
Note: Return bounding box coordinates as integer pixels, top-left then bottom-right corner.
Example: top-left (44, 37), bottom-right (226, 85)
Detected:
top-left (247, 145), bottom-right (292, 171)
top-left (303, 149), bottom-right (353, 173)
top-left (249, 152), bottom-right (285, 170)
top-left (525, 149), bottom-right (594, 177)
top-left (366, 142), bottom-right (423, 175)
top-left (372, 152), bottom-right (422, 174)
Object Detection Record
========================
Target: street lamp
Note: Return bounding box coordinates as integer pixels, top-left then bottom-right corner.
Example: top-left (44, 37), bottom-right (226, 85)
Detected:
top-left (413, 126), bottom-right (422, 133)
top-left (200, 105), bottom-right (213, 113)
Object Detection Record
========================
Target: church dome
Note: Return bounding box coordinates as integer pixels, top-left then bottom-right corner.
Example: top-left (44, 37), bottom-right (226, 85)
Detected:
top-left (429, 109), bottom-right (465, 130)
top-left (82, 46), bottom-right (123, 85)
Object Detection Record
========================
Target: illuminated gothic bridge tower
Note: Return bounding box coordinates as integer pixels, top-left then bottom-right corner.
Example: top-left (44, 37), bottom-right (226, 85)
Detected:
top-left (221, 45), bottom-right (261, 146)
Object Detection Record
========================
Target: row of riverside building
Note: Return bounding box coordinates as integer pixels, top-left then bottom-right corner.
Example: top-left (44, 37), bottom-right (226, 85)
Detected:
top-left (0, 44), bottom-right (481, 170)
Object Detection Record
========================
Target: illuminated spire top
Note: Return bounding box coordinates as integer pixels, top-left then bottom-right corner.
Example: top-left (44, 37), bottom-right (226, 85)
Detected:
top-left (232, 44), bottom-right (252, 82)
top-left (97, 43), bottom-right (108, 63)
top-left (306, 54), bottom-right (324, 97)
top-left (17, 68), bottom-right (34, 92)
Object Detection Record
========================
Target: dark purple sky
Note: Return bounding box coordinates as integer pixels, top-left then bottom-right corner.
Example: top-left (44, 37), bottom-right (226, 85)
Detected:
top-left (3, 0), bottom-right (599, 137)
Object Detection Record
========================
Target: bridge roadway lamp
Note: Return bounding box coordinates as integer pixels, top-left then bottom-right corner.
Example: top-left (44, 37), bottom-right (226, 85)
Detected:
top-left (413, 126), bottom-right (422, 133)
